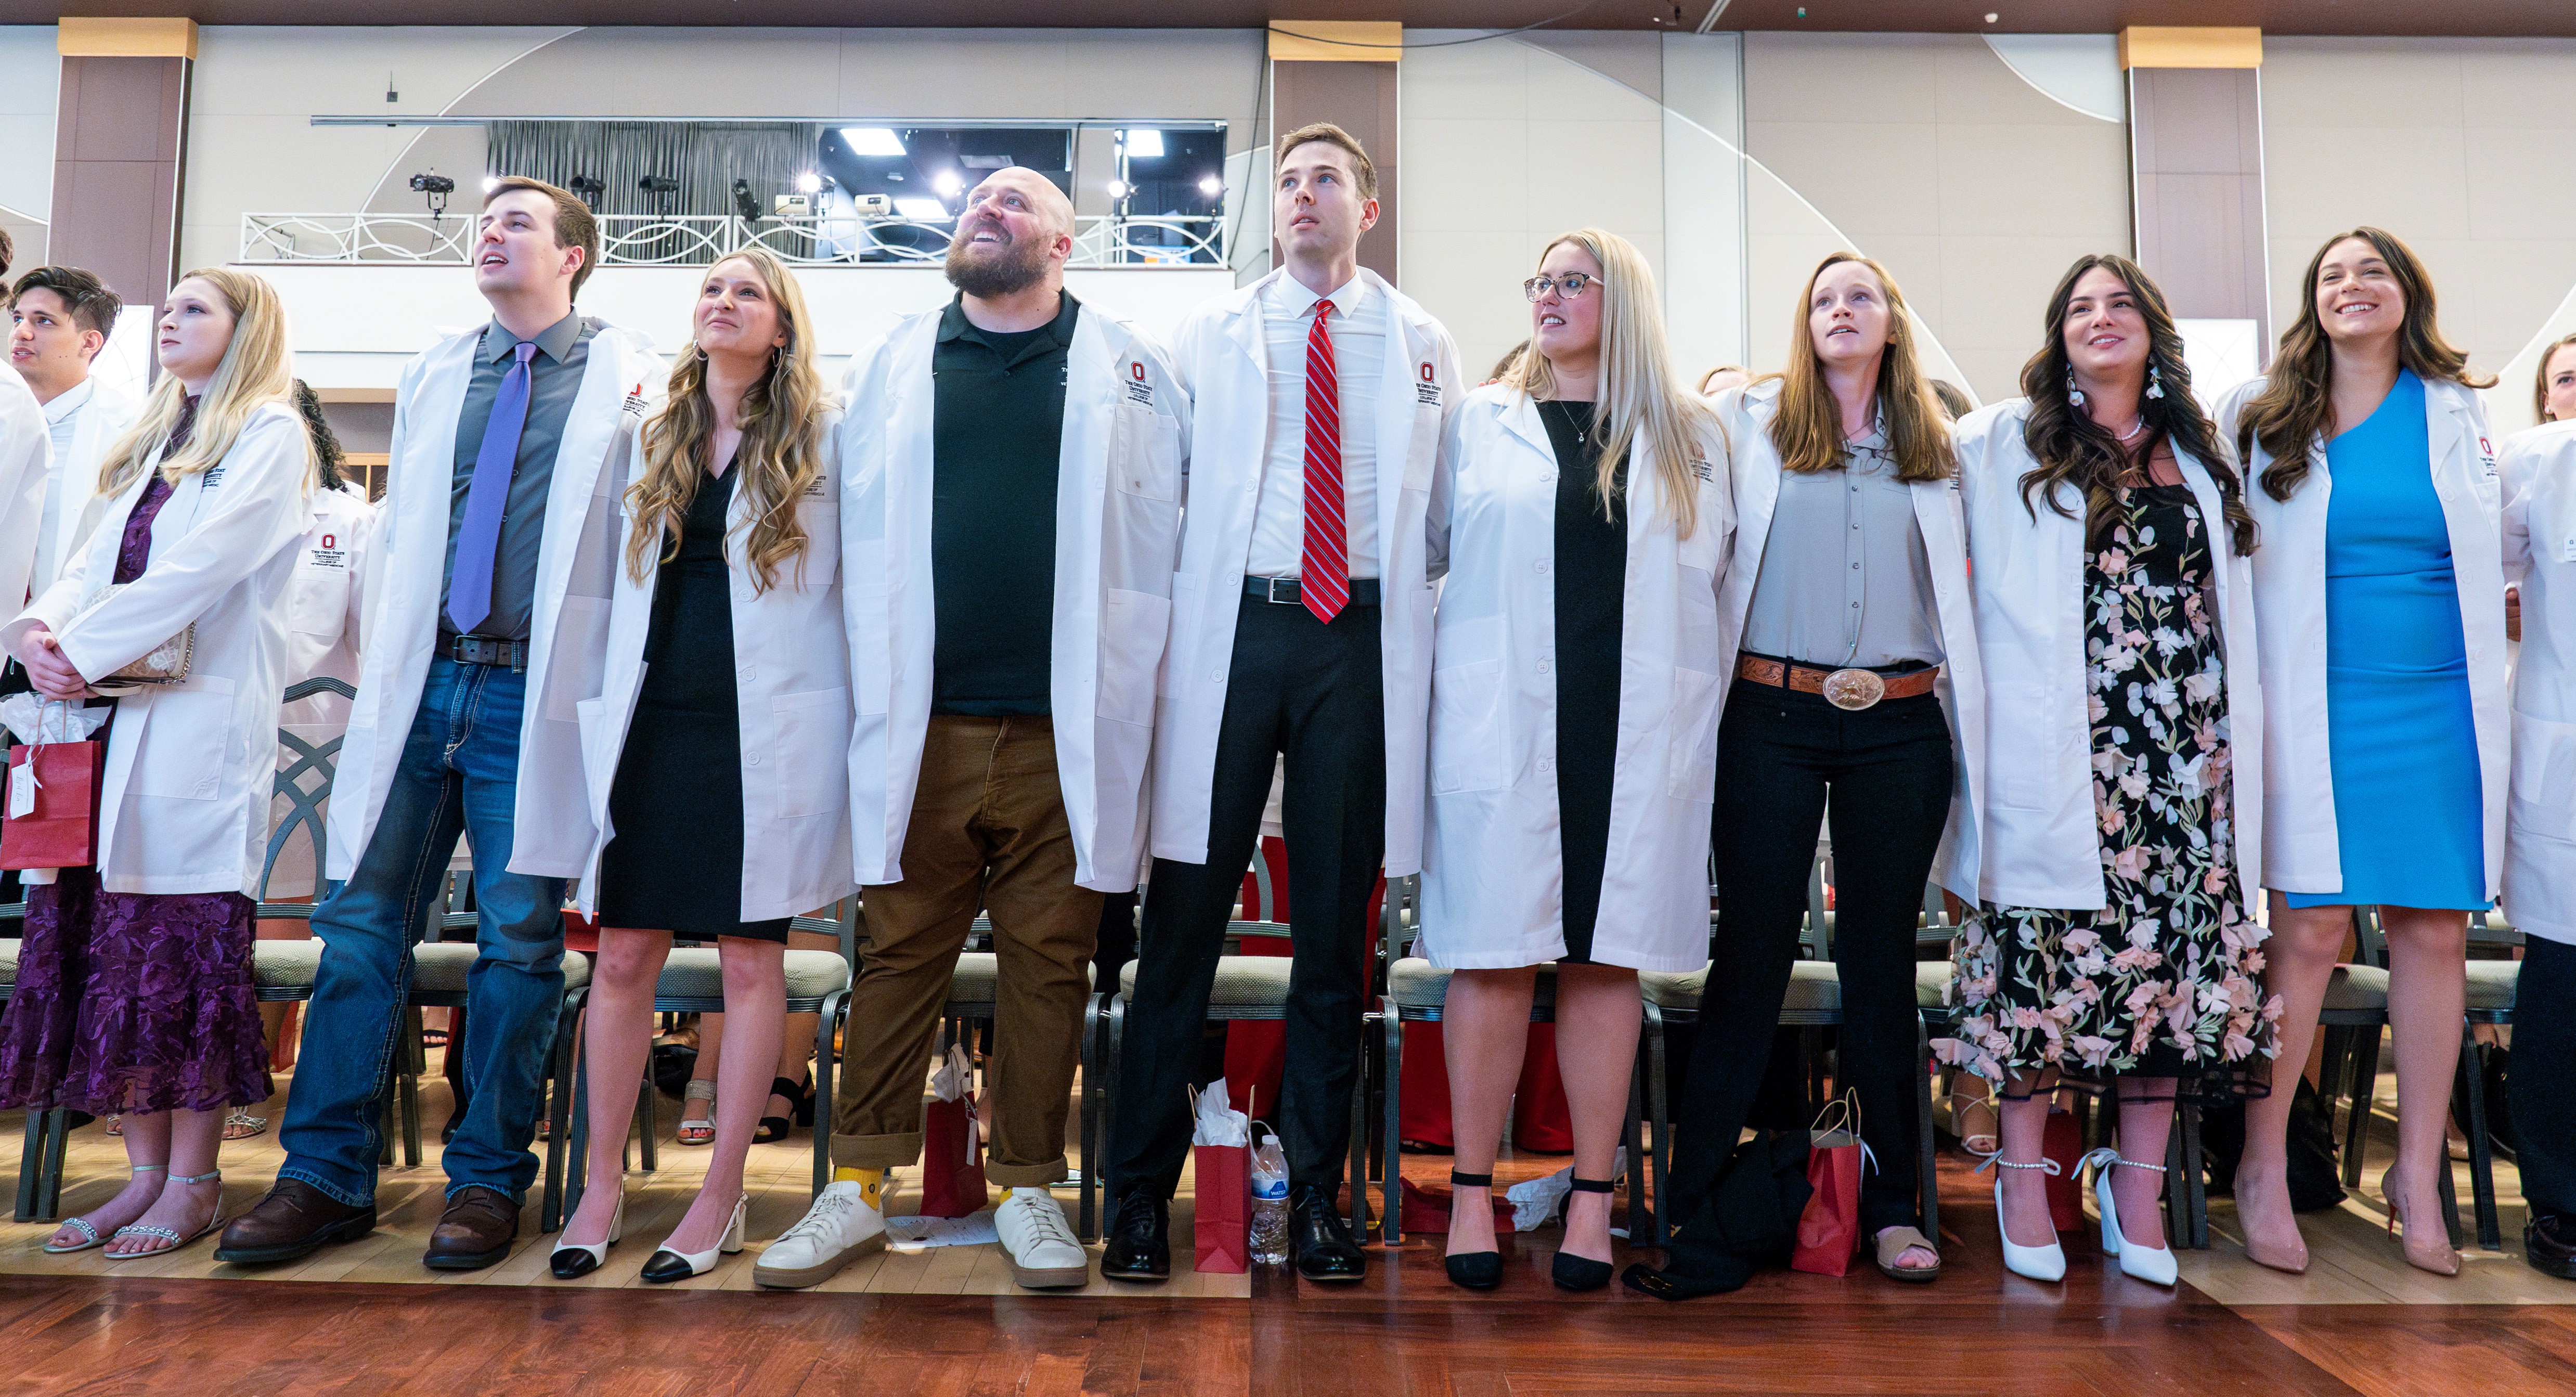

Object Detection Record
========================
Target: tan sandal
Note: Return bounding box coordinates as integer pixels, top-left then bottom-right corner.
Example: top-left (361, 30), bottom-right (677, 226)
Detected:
top-left (676, 1080), bottom-right (716, 1146)
top-left (1873, 1225), bottom-right (1942, 1283)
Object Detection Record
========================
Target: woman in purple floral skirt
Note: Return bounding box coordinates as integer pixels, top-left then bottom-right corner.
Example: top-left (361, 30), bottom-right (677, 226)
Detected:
top-left (0, 268), bottom-right (313, 1258)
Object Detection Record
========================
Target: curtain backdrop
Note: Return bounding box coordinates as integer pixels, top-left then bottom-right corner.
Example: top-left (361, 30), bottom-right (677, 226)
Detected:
top-left (484, 120), bottom-right (821, 219)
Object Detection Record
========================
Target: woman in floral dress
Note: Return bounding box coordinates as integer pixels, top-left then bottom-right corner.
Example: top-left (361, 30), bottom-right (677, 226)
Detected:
top-left (1943, 254), bottom-right (2280, 1285)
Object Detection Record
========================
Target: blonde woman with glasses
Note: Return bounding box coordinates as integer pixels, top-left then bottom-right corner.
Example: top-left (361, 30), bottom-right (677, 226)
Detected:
top-left (549, 249), bottom-right (852, 1283)
top-left (0, 268), bottom-right (314, 1259)
top-left (1420, 228), bottom-right (1731, 1292)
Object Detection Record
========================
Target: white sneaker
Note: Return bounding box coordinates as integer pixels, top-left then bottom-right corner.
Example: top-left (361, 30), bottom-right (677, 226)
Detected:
top-left (753, 1181), bottom-right (886, 1290)
top-left (995, 1187), bottom-right (1090, 1289)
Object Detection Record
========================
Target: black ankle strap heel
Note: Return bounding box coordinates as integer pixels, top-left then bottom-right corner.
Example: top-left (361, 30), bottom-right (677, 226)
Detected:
top-left (1552, 1178), bottom-right (1619, 1293)
top-left (1443, 1171), bottom-right (1503, 1291)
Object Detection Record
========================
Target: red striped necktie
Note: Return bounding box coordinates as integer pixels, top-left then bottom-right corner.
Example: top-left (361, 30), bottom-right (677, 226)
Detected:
top-left (1299, 298), bottom-right (1348, 624)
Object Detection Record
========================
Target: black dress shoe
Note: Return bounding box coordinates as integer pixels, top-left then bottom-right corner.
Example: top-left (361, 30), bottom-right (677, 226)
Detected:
top-left (2530, 1214), bottom-right (2576, 1281)
top-left (1101, 1191), bottom-right (1170, 1282)
top-left (1288, 1185), bottom-right (1365, 1283)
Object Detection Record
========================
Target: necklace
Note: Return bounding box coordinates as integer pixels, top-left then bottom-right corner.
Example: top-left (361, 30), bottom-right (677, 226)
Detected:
top-left (2114, 415), bottom-right (2147, 443)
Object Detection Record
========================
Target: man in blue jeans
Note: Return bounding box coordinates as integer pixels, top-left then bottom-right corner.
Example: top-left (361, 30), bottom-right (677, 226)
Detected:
top-left (216, 177), bottom-right (660, 1270)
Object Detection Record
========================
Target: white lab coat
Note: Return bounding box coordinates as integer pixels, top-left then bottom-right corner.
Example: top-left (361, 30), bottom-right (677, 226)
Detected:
top-left (1712, 378), bottom-right (1990, 899)
top-left (1418, 387), bottom-right (1732, 972)
top-left (265, 481), bottom-right (377, 898)
top-left (2212, 375), bottom-right (2510, 899)
top-left (2501, 423), bottom-right (2576, 943)
top-left (1952, 398), bottom-right (2266, 910)
top-left (2, 402), bottom-right (312, 895)
top-left (577, 411), bottom-right (858, 922)
top-left (839, 300), bottom-right (1185, 894)
top-left (325, 319), bottom-right (662, 882)
top-left (1152, 267), bottom-right (1462, 876)
top-left (34, 376), bottom-right (141, 599)
top-left (0, 365), bottom-right (48, 609)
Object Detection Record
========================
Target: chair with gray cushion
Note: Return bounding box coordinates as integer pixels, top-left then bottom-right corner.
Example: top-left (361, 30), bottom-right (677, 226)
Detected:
top-left (565, 900), bottom-right (857, 1219)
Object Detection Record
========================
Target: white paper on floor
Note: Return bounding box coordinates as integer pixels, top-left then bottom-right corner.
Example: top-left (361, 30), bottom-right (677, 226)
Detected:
top-left (885, 1209), bottom-right (1000, 1252)
top-left (1505, 1146), bottom-right (1629, 1237)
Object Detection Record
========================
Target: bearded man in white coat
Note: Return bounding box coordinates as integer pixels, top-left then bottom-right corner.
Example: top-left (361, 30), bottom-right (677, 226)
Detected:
top-left (8, 265), bottom-right (138, 602)
top-left (1104, 124), bottom-right (1461, 1285)
top-left (753, 168), bottom-right (1184, 1292)
top-left (220, 178), bottom-right (658, 1273)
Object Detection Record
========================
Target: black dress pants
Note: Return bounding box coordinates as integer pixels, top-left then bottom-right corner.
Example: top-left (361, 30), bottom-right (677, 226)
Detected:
top-left (1112, 594), bottom-right (1385, 1199)
top-left (2512, 937), bottom-right (2576, 1220)
top-left (1667, 682), bottom-right (1954, 1248)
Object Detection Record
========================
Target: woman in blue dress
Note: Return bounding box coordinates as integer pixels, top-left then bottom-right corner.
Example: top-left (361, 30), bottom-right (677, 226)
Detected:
top-left (2217, 227), bottom-right (2512, 1278)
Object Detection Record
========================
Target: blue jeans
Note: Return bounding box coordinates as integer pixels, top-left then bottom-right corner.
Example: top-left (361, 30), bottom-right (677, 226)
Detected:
top-left (277, 657), bottom-right (566, 1206)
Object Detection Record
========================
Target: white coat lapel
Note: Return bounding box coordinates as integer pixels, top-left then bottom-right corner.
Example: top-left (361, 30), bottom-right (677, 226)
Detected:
top-left (1374, 287), bottom-right (1423, 551)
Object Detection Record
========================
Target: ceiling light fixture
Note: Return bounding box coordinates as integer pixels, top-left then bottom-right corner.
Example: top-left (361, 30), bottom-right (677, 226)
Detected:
top-left (840, 127), bottom-right (907, 158)
top-left (1123, 129), bottom-right (1164, 159)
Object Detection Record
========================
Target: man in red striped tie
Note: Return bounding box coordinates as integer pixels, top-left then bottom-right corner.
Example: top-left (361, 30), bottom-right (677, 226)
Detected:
top-left (1106, 123), bottom-right (1461, 1285)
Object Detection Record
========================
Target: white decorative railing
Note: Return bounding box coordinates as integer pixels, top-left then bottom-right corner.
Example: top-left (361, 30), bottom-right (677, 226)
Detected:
top-left (240, 213), bottom-right (1226, 269)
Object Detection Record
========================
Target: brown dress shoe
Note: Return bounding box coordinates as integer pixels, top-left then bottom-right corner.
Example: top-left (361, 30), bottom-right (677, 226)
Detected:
top-left (213, 1179), bottom-right (377, 1265)
top-left (424, 1185), bottom-right (521, 1271)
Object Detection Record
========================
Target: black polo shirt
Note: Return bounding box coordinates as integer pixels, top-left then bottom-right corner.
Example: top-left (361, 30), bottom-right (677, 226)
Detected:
top-left (930, 290), bottom-right (1079, 716)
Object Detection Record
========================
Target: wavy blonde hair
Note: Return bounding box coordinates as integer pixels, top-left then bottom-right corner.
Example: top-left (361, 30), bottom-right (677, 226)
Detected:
top-left (625, 250), bottom-right (829, 592)
top-left (99, 267), bottom-right (309, 498)
top-left (1770, 252), bottom-right (1954, 483)
top-left (1500, 228), bottom-right (1717, 538)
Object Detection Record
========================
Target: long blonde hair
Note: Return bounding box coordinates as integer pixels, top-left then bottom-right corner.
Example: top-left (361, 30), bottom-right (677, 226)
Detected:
top-left (1770, 252), bottom-right (1954, 483)
top-left (625, 250), bottom-right (829, 592)
top-left (1500, 228), bottom-right (1716, 538)
top-left (98, 267), bottom-right (307, 497)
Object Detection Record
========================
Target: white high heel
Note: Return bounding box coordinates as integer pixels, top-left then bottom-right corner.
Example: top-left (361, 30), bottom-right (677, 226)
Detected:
top-left (2082, 1147), bottom-right (2178, 1287)
top-left (1985, 1156), bottom-right (2067, 1283)
top-left (549, 1185), bottom-right (625, 1279)
top-left (641, 1193), bottom-right (747, 1283)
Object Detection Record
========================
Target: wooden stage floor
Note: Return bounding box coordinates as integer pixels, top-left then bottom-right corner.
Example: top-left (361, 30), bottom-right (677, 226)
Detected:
top-left (0, 1059), bottom-right (2565, 1394)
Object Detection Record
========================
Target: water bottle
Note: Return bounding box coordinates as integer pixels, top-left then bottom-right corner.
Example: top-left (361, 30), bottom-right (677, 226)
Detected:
top-left (1249, 1176), bottom-right (1291, 1266)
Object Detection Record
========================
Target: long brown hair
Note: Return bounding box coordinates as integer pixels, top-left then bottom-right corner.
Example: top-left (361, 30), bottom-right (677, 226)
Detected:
top-left (2016, 253), bottom-right (2255, 555)
top-left (624, 250), bottom-right (829, 593)
top-left (1769, 252), bottom-right (1953, 484)
top-left (2237, 227), bottom-right (2495, 499)
top-left (2535, 332), bottom-right (2576, 423)
top-left (1500, 228), bottom-right (1717, 539)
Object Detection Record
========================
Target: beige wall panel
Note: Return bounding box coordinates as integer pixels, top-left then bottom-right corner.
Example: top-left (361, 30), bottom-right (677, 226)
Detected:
top-left (2262, 37), bottom-right (2576, 425)
top-left (1520, 31), bottom-right (1662, 106)
top-left (1744, 32), bottom-right (2125, 401)
top-left (1402, 117), bottom-right (1527, 231)
top-left (1526, 120), bottom-right (1666, 236)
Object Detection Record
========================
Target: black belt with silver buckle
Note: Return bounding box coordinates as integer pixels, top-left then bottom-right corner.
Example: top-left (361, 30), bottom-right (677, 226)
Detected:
top-left (449, 635), bottom-right (530, 672)
top-left (1246, 577), bottom-right (1381, 607)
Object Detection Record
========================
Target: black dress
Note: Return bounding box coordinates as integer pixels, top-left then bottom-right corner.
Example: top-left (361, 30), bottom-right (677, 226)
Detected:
top-left (598, 468), bottom-right (792, 944)
top-left (1540, 400), bottom-right (1624, 965)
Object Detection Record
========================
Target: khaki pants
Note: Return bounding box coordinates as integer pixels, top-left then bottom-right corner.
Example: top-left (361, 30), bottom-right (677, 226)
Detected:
top-left (831, 715), bottom-right (1102, 1186)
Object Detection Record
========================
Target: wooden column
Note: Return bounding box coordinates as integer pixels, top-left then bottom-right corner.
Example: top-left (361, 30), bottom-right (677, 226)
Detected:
top-left (50, 18), bottom-right (195, 314)
top-left (1268, 21), bottom-right (1401, 286)
top-left (2124, 26), bottom-right (2268, 359)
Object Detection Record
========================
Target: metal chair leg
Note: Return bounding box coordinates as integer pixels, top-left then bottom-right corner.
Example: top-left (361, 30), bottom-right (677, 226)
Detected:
top-left (33, 1107), bottom-right (67, 1222)
top-left (1099, 996), bottom-right (1125, 1229)
top-left (1914, 1015), bottom-right (1939, 1245)
top-left (567, 1043), bottom-right (591, 1223)
top-left (1624, 1031), bottom-right (1648, 1241)
top-left (1078, 992), bottom-right (1101, 1239)
top-left (638, 1064), bottom-right (659, 1173)
top-left (15, 1106), bottom-right (46, 1223)
top-left (1379, 1002), bottom-right (1404, 1247)
top-left (814, 990), bottom-right (845, 1199)
top-left (1645, 1003), bottom-right (1672, 1249)
top-left (1348, 1011), bottom-right (1373, 1240)
top-left (2175, 1095), bottom-right (2209, 1249)
top-left (540, 995), bottom-right (578, 1234)
top-left (2460, 1024), bottom-right (2500, 1249)
top-left (2342, 1026), bottom-right (2383, 1190)
top-left (399, 1005), bottom-right (424, 1167)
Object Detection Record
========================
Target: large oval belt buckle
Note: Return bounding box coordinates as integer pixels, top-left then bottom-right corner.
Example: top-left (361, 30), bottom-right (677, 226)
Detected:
top-left (1821, 667), bottom-right (1885, 711)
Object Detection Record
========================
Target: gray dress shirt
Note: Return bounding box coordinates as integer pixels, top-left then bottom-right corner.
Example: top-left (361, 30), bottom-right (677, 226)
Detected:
top-left (1740, 432), bottom-right (1944, 668)
top-left (438, 312), bottom-right (598, 641)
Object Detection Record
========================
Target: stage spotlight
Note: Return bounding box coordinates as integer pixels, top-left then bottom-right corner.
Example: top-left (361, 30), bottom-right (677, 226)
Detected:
top-left (931, 170), bottom-right (963, 197)
top-left (1105, 179), bottom-right (1128, 199)
top-left (795, 170), bottom-right (823, 194)
top-left (639, 175), bottom-right (682, 195)
top-left (732, 177), bottom-right (765, 222)
top-left (1198, 175), bottom-right (1223, 196)
top-left (408, 170), bottom-right (456, 219)
top-left (567, 174), bottom-right (605, 209)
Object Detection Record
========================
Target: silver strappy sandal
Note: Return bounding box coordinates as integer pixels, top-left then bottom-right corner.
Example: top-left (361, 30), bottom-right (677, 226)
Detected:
top-left (107, 1169), bottom-right (224, 1260)
top-left (45, 1163), bottom-right (167, 1254)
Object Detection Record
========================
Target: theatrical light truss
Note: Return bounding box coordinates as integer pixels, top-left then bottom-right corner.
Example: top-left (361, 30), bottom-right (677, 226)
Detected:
top-left (241, 210), bottom-right (1225, 268)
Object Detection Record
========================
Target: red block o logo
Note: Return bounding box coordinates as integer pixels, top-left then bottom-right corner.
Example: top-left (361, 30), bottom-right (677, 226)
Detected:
top-left (1132, 362), bottom-right (1146, 381)
top-left (321, 534), bottom-right (336, 549)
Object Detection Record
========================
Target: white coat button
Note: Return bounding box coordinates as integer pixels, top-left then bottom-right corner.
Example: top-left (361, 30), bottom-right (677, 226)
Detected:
top-left (1541, 472), bottom-right (1555, 483)
top-left (1211, 668), bottom-right (1226, 682)
top-left (739, 664), bottom-right (755, 681)
top-left (748, 753), bottom-right (762, 766)
top-left (1538, 757), bottom-right (1554, 772)
top-left (1534, 561), bottom-right (1550, 574)
top-left (1537, 659), bottom-right (1552, 674)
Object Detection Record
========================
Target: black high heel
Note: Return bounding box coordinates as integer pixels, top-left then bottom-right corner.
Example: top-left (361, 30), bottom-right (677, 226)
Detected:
top-left (1443, 1171), bottom-right (1503, 1290)
top-left (1551, 1177), bottom-right (1617, 1292)
top-left (754, 1076), bottom-right (801, 1145)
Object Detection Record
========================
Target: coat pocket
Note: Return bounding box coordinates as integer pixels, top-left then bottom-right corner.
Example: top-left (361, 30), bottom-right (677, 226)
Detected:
top-left (773, 686), bottom-right (854, 819)
top-left (289, 564), bottom-right (351, 639)
top-left (1099, 589), bottom-right (1172, 727)
top-left (1667, 666), bottom-right (1722, 799)
top-left (2510, 711), bottom-right (2576, 842)
top-left (1429, 659), bottom-right (1507, 794)
top-left (133, 674), bottom-right (238, 801)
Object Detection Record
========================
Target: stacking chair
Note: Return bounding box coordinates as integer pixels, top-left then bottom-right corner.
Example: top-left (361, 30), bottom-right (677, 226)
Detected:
top-left (1093, 855), bottom-right (1372, 1245)
top-left (1377, 873), bottom-right (1649, 1247)
top-left (563, 899), bottom-right (857, 1221)
top-left (2455, 908), bottom-right (2522, 1250)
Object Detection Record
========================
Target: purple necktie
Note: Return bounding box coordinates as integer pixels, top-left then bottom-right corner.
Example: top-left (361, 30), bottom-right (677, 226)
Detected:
top-left (448, 340), bottom-right (539, 635)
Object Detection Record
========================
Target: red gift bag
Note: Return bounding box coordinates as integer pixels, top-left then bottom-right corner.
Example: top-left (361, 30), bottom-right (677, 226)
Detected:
top-left (2, 739), bottom-right (105, 870)
top-left (1790, 1092), bottom-right (1868, 1276)
top-left (1397, 1175), bottom-right (1516, 1236)
top-left (2043, 1106), bottom-right (2085, 1233)
top-left (918, 1042), bottom-right (987, 1218)
top-left (1193, 1140), bottom-right (1251, 1273)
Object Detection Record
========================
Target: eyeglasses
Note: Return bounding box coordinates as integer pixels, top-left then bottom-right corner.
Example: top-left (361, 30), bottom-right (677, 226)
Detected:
top-left (1523, 273), bottom-right (1603, 302)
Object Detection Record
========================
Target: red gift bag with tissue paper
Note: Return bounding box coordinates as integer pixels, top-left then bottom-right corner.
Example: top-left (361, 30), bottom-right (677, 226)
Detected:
top-left (2, 740), bottom-right (104, 870)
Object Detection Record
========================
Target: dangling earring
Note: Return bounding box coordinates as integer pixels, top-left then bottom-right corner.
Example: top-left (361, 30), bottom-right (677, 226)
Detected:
top-left (2145, 359), bottom-right (2165, 400)
top-left (2065, 366), bottom-right (2087, 410)
top-left (693, 342), bottom-right (709, 362)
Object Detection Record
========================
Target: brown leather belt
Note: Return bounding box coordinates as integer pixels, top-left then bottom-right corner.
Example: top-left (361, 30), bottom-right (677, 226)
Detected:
top-left (1736, 653), bottom-right (1938, 710)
